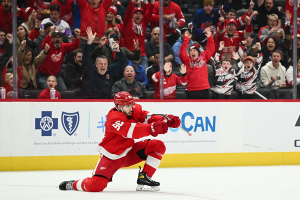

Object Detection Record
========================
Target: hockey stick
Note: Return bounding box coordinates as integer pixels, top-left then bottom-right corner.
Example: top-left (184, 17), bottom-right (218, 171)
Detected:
top-left (255, 91), bottom-right (267, 100)
top-left (147, 114), bottom-right (192, 136)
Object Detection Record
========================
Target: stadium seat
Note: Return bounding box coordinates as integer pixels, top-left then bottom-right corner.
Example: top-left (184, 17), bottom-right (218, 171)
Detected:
top-left (255, 88), bottom-right (275, 99)
top-left (146, 90), bottom-right (154, 99)
top-left (175, 90), bottom-right (187, 99)
top-left (273, 88), bottom-right (293, 99)
top-left (23, 89), bottom-right (80, 99)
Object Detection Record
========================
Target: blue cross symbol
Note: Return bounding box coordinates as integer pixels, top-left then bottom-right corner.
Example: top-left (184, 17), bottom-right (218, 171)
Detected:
top-left (97, 115), bottom-right (107, 133)
top-left (35, 111), bottom-right (58, 136)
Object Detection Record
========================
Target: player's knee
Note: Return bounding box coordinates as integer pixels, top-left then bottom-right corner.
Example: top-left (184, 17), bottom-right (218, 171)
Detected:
top-left (145, 139), bottom-right (166, 156)
top-left (86, 176), bottom-right (108, 192)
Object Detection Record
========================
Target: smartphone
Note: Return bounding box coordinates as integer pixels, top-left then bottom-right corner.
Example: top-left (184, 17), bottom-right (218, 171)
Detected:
top-left (109, 38), bottom-right (116, 51)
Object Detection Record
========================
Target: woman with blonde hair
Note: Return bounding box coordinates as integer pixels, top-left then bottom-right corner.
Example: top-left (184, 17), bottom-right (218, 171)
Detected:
top-left (1, 57), bottom-right (23, 98)
top-left (105, 6), bottom-right (122, 37)
top-left (38, 75), bottom-right (61, 99)
top-left (21, 7), bottom-right (41, 41)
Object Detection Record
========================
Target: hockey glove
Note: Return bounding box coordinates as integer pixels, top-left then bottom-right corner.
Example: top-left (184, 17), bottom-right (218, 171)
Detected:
top-left (166, 115), bottom-right (181, 128)
top-left (150, 121), bottom-right (168, 137)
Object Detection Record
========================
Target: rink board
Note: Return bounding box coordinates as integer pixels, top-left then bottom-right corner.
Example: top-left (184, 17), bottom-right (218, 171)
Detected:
top-left (0, 100), bottom-right (300, 171)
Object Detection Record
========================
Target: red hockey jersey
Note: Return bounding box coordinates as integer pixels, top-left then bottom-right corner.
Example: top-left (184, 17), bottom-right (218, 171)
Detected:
top-left (1, 65), bottom-right (23, 98)
top-left (179, 35), bottom-right (215, 91)
top-left (150, 1), bottom-right (185, 40)
top-left (97, 104), bottom-right (163, 160)
top-left (37, 34), bottom-right (80, 76)
top-left (214, 24), bottom-right (253, 60)
top-left (152, 72), bottom-right (187, 99)
top-left (122, 0), bottom-right (154, 56)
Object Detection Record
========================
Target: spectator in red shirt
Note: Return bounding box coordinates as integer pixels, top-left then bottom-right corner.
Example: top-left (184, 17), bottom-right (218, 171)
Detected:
top-left (1, 57), bottom-right (23, 98)
top-left (0, 0), bottom-right (29, 34)
top-left (77, 0), bottom-right (112, 49)
top-left (214, 16), bottom-right (253, 60)
top-left (26, 0), bottom-right (48, 21)
top-left (36, 27), bottom-right (81, 90)
top-left (152, 61), bottom-right (187, 99)
top-left (50, 0), bottom-right (74, 26)
top-left (179, 28), bottom-right (215, 99)
top-left (122, 0), bottom-right (155, 70)
top-left (150, 0), bottom-right (185, 46)
top-left (38, 75), bottom-right (62, 99)
top-left (105, 6), bottom-right (122, 36)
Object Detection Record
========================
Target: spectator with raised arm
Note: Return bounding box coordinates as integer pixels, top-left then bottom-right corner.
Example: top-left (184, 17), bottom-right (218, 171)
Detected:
top-left (41, 4), bottom-right (73, 41)
top-left (149, 0), bottom-right (185, 46)
top-left (35, 22), bottom-right (53, 54)
top-left (64, 49), bottom-right (83, 89)
top-left (258, 14), bottom-right (284, 45)
top-left (105, 6), bottom-right (123, 35)
top-left (256, 0), bottom-right (282, 30)
top-left (0, 30), bottom-right (12, 84)
top-left (0, 0), bottom-right (29, 34)
top-left (26, 0), bottom-right (48, 20)
top-left (145, 27), bottom-right (175, 67)
top-left (211, 43), bottom-right (244, 99)
top-left (188, 0), bottom-right (231, 46)
top-left (17, 25), bottom-right (37, 53)
top-left (214, 16), bottom-right (253, 60)
top-left (17, 40), bottom-right (50, 90)
top-left (50, 0), bottom-right (74, 26)
top-left (179, 28), bottom-right (215, 99)
top-left (80, 27), bottom-right (129, 99)
top-left (1, 57), bottom-right (23, 98)
top-left (172, 28), bottom-right (194, 66)
top-left (152, 61), bottom-right (187, 99)
top-left (235, 41), bottom-right (263, 99)
top-left (111, 65), bottom-right (147, 99)
top-left (122, 0), bottom-right (155, 70)
top-left (111, 0), bottom-right (126, 24)
top-left (21, 7), bottom-right (41, 41)
top-left (36, 26), bottom-right (81, 89)
top-left (77, 0), bottom-right (112, 49)
top-left (260, 49), bottom-right (286, 90)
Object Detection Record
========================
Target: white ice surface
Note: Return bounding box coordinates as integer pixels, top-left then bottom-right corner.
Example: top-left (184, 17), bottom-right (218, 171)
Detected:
top-left (0, 166), bottom-right (300, 200)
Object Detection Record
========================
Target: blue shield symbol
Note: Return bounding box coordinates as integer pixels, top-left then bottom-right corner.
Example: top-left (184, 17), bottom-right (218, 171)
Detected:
top-left (61, 112), bottom-right (80, 136)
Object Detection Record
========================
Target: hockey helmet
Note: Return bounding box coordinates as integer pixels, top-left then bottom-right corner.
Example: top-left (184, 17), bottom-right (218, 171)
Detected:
top-left (114, 91), bottom-right (135, 107)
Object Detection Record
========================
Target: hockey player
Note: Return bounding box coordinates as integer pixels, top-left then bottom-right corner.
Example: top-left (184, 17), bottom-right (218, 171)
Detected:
top-left (211, 41), bottom-right (244, 98)
top-left (59, 91), bottom-right (181, 192)
top-left (235, 41), bottom-right (263, 99)
top-left (152, 61), bottom-right (187, 99)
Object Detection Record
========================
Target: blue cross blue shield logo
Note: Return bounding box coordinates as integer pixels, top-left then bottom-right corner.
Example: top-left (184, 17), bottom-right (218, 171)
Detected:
top-left (61, 112), bottom-right (80, 136)
top-left (35, 111), bottom-right (58, 136)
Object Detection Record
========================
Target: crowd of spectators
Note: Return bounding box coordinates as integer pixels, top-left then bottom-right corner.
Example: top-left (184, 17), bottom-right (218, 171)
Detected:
top-left (0, 0), bottom-right (300, 99)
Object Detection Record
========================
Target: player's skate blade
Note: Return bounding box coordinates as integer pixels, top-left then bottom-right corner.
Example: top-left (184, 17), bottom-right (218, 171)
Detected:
top-left (59, 180), bottom-right (75, 190)
top-left (136, 184), bottom-right (160, 191)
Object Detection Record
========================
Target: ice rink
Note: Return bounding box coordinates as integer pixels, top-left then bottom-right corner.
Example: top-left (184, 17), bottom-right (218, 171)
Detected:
top-left (1, 165), bottom-right (300, 200)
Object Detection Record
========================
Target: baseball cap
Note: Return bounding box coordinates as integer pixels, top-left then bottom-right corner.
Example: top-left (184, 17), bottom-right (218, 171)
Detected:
top-left (244, 56), bottom-right (255, 63)
top-left (133, 7), bottom-right (143, 14)
top-left (181, 27), bottom-right (191, 34)
top-left (52, 30), bottom-right (62, 38)
top-left (50, 4), bottom-right (60, 12)
top-left (227, 19), bottom-right (237, 26)
top-left (109, 33), bottom-right (120, 41)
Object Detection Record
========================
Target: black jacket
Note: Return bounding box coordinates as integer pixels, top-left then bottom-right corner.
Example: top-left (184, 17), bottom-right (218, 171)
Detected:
top-left (146, 64), bottom-right (159, 90)
top-left (80, 44), bottom-right (129, 99)
top-left (111, 78), bottom-right (147, 99)
top-left (0, 40), bottom-right (12, 87)
top-left (64, 60), bottom-right (83, 89)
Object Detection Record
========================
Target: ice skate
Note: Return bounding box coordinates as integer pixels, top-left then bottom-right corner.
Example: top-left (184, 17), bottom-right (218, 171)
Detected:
top-left (136, 167), bottom-right (160, 191)
top-left (59, 180), bottom-right (75, 190)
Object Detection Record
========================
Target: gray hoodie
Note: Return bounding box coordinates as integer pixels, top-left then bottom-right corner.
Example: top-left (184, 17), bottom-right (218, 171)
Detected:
top-left (260, 61), bottom-right (286, 89)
